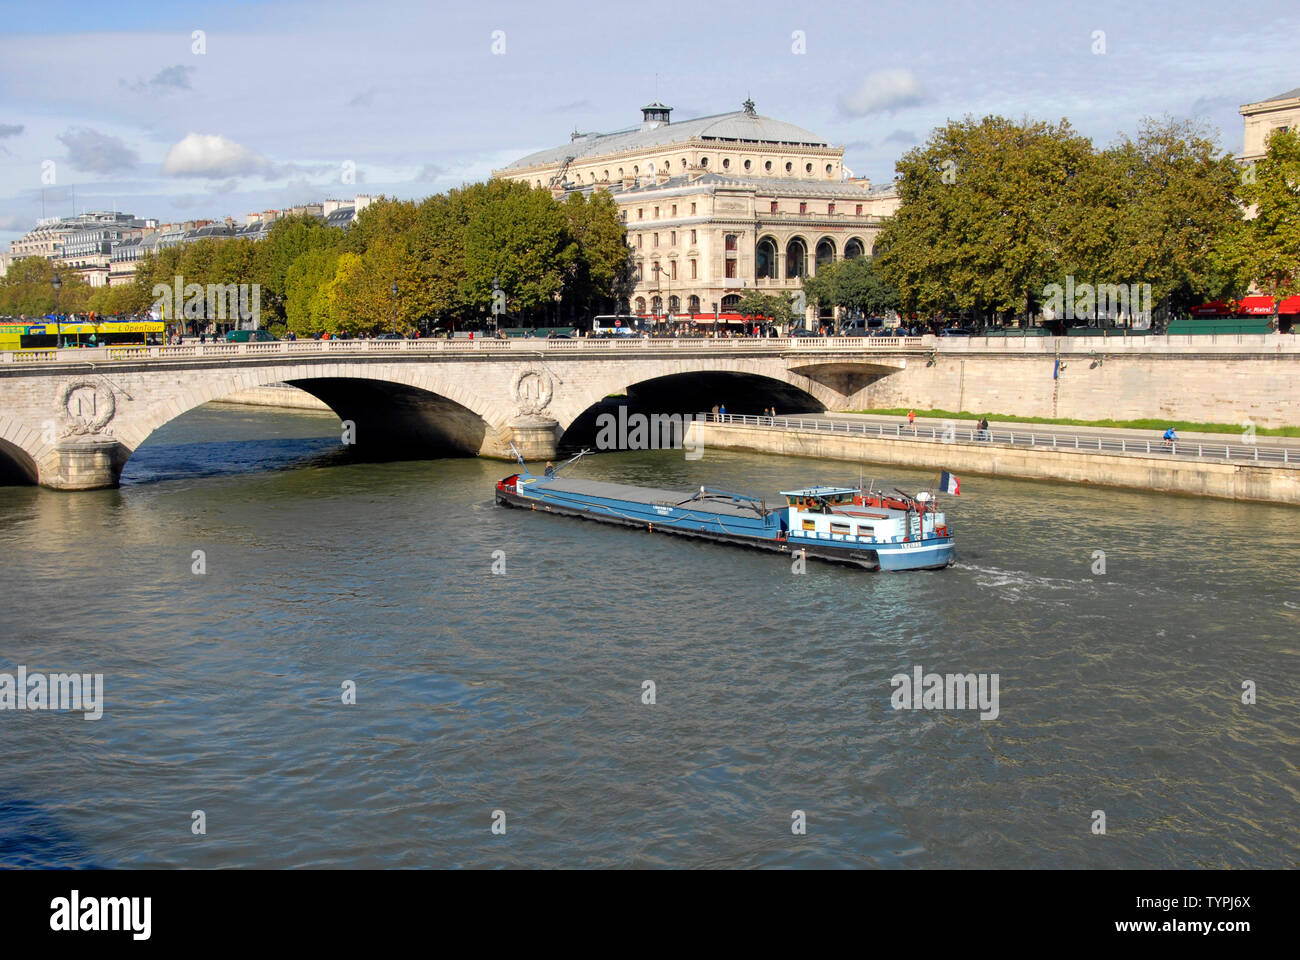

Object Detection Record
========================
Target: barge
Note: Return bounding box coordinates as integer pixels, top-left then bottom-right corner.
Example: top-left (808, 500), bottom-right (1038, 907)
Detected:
top-left (494, 450), bottom-right (956, 572)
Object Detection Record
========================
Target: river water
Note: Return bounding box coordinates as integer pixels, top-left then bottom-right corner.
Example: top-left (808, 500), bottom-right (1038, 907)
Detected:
top-left (1, 404), bottom-right (1296, 868)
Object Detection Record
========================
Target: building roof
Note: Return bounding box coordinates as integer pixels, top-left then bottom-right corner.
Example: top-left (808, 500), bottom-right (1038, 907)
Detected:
top-left (500, 104), bottom-right (832, 172)
top-left (1268, 86), bottom-right (1300, 101)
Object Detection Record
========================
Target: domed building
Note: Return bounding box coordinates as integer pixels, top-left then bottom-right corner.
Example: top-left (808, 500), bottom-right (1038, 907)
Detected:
top-left (494, 100), bottom-right (899, 325)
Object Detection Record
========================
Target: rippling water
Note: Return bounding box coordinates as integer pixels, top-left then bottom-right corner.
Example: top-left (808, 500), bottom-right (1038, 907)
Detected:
top-left (1, 403), bottom-right (1296, 868)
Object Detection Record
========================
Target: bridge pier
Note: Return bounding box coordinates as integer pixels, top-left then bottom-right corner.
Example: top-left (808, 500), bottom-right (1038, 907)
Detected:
top-left (507, 416), bottom-right (559, 462)
top-left (45, 437), bottom-right (125, 491)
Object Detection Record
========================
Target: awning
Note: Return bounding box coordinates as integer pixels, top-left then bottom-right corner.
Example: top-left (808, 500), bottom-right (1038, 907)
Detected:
top-left (1190, 301), bottom-right (1230, 316)
top-left (1237, 296), bottom-right (1277, 315)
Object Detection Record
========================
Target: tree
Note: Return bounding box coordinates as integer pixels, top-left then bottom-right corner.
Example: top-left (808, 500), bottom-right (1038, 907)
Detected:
top-left (735, 289), bottom-right (798, 327)
top-left (877, 116), bottom-right (1098, 322)
top-left (561, 190), bottom-right (631, 318)
top-left (803, 256), bottom-right (900, 317)
top-left (459, 179), bottom-right (577, 322)
top-left (1216, 128), bottom-right (1300, 323)
top-left (252, 213), bottom-right (344, 321)
top-left (284, 248), bottom-right (341, 337)
top-left (1085, 117), bottom-right (1242, 315)
top-left (0, 257), bottom-right (93, 316)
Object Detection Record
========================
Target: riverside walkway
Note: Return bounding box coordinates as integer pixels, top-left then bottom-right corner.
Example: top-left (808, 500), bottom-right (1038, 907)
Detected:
top-left (708, 412), bottom-right (1300, 467)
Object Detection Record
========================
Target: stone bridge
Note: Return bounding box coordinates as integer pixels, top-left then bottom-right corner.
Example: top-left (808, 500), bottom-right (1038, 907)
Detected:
top-left (0, 337), bottom-right (920, 489)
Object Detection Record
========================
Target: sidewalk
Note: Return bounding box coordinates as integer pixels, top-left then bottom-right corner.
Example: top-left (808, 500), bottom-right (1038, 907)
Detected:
top-left (824, 412), bottom-right (1296, 448)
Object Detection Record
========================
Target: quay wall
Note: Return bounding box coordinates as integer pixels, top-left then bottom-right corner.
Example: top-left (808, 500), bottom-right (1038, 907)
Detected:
top-left (213, 383), bottom-right (332, 411)
top-left (859, 346), bottom-right (1298, 429)
top-left (687, 422), bottom-right (1300, 505)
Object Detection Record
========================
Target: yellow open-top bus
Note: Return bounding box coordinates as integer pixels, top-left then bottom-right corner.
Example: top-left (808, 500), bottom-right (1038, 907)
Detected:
top-left (0, 319), bottom-right (165, 351)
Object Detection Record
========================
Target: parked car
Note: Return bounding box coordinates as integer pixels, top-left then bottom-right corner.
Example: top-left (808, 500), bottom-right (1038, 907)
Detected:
top-left (224, 329), bottom-right (278, 343)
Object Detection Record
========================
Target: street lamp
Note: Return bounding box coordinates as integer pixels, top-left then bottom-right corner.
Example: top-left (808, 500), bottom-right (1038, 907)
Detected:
top-left (712, 300), bottom-right (719, 339)
top-left (390, 281), bottom-right (398, 336)
top-left (52, 269), bottom-right (62, 347)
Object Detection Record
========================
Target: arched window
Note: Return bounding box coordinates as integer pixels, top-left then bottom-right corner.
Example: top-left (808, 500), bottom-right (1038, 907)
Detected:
top-left (651, 295), bottom-right (663, 314)
top-left (786, 238), bottom-right (807, 278)
top-left (721, 294), bottom-right (741, 311)
top-left (634, 297), bottom-right (646, 314)
top-left (805, 162), bottom-right (813, 174)
top-left (844, 238), bottom-right (865, 259)
top-left (722, 158), bottom-right (730, 169)
top-left (700, 156), bottom-right (708, 167)
top-left (825, 163), bottom-right (833, 177)
top-left (668, 295), bottom-right (680, 314)
top-left (755, 237), bottom-right (778, 279)
top-left (785, 161), bottom-right (793, 173)
top-left (744, 159), bottom-right (752, 170)
top-left (688, 295), bottom-right (701, 314)
top-left (815, 238), bottom-right (835, 272)
top-left (764, 160), bottom-right (772, 172)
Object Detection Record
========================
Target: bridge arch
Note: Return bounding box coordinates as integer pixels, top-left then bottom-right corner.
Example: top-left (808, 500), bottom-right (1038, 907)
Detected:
top-left (0, 415), bottom-right (44, 484)
top-left (119, 363), bottom-right (510, 466)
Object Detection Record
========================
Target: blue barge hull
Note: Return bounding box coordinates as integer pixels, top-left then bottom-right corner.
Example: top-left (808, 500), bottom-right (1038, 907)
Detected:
top-left (495, 472), bottom-right (955, 572)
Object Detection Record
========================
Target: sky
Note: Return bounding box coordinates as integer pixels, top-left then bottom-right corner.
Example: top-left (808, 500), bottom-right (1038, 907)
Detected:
top-left (0, 0), bottom-right (1297, 246)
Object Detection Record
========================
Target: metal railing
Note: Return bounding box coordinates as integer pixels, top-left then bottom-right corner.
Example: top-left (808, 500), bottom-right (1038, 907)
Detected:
top-left (708, 414), bottom-right (1299, 467)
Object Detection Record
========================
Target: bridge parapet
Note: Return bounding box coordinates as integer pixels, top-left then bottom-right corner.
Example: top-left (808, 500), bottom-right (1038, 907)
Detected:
top-left (0, 336), bottom-right (928, 365)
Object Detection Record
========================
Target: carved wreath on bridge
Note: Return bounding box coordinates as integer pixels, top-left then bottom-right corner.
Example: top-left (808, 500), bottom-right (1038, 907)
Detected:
top-left (57, 377), bottom-right (116, 437)
top-left (511, 368), bottom-right (554, 416)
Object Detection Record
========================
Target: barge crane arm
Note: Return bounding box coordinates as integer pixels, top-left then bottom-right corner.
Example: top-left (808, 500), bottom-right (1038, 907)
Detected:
top-left (553, 448), bottom-right (593, 475)
top-left (674, 486), bottom-right (770, 518)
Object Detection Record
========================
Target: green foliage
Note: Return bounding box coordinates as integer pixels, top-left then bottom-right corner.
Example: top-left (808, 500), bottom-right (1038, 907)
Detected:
top-left (802, 255), bottom-right (900, 315)
top-left (876, 115), bottom-right (1245, 322)
top-left (284, 247), bottom-right (341, 337)
top-left (0, 257), bottom-right (94, 315)
top-left (734, 289), bottom-right (798, 326)
top-left (1215, 128), bottom-right (1300, 309)
top-left (3, 180), bottom-right (631, 332)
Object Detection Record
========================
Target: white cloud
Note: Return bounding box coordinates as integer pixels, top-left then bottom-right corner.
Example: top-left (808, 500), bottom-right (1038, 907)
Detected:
top-left (839, 70), bottom-right (926, 116)
top-left (161, 133), bottom-right (272, 179)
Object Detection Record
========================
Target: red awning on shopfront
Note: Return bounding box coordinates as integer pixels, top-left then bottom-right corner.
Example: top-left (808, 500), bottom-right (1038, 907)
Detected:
top-left (1190, 300), bottom-right (1231, 316)
top-left (1234, 295), bottom-right (1300, 315)
top-left (1236, 296), bottom-right (1278, 315)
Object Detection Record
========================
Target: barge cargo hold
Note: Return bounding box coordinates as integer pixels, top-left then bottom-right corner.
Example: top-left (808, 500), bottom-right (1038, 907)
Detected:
top-left (494, 455), bottom-right (956, 572)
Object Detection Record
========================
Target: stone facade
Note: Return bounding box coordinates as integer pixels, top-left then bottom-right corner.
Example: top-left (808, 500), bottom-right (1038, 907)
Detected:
top-left (494, 101), bottom-right (898, 324)
top-left (1240, 86), bottom-right (1300, 163)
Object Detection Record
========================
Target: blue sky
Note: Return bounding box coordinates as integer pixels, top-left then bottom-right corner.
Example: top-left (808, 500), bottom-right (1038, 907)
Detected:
top-left (1, 0), bottom-right (1296, 245)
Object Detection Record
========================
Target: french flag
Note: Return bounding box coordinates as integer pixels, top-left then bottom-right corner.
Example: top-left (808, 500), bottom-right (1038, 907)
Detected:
top-left (940, 471), bottom-right (960, 495)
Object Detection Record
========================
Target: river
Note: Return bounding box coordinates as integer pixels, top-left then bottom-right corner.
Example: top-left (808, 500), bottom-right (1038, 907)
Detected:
top-left (1, 403), bottom-right (1296, 868)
